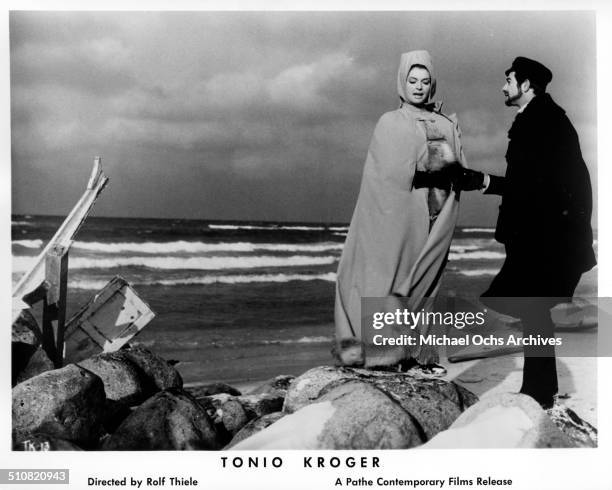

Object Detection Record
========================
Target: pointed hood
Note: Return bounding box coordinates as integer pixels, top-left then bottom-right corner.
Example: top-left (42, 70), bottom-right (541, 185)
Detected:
top-left (396, 50), bottom-right (437, 105)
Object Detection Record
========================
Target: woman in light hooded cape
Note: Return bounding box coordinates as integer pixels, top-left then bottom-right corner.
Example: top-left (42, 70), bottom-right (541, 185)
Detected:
top-left (334, 50), bottom-right (467, 369)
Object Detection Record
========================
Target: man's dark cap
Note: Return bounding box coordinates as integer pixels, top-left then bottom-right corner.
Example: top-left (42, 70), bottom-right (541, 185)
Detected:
top-left (505, 56), bottom-right (553, 89)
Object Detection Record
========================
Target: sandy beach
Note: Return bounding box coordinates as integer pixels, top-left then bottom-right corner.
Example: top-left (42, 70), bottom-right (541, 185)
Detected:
top-left (445, 356), bottom-right (597, 426)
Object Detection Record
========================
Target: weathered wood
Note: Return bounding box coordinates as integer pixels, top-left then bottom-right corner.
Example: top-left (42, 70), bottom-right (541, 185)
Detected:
top-left (12, 157), bottom-right (108, 324)
top-left (41, 246), bottom-right (69, 368)
top-left (447, 345), bottom-right (523, 363)
top-left (64, 277), bottom-right (156, 363)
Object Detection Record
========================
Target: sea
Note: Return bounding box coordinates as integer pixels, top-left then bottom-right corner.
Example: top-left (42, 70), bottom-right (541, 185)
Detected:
top-left (11, 215), bottom-right (597, 387)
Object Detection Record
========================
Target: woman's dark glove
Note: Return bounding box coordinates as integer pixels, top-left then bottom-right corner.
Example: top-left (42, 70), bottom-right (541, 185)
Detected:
top-left (413, 165), bottom-right (486, 191)
top-left (413, 169), bottom-right (453, 191)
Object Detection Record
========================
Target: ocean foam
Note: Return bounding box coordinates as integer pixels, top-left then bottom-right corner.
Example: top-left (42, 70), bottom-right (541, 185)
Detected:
top-left (449, 244), bottom-right (480, 253)
top-left (279, 225), bottom-right (325, 231)
top-left (12, 239), bottom-right (43, 249)
top-left (208, 224), bottom-right (326, 231)
top-left (261, 335), bottom-right (333, 345)
top-left (12, 255), bottom-right (338, 273)
top-left (12, 239), bottom-right (345, 254)
top-left (462, 228), bottom-right (495, 233)
top-left (448, 250), bottom-right (505, 261)
top-left (456, 269), bottom-right (499, 277)
top-left (68, 272), bottom-right (338, 290)
top-left (67, 240), bottom-right (343, 254)
top-left (208, 224), bottom-right (277, 230)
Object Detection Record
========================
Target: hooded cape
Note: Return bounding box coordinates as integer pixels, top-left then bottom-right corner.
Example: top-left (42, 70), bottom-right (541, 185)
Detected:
top-left (334, 50), bottom-right (466, 366)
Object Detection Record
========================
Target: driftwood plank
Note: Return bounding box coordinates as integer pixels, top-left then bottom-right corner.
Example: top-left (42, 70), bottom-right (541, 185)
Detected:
top-left (41, 246), bottom-right (69, 367)
top-left (447, 345), bottom-right (523, 363)
top-left (12, 157), bottom-right (108, 324)
top-left (63, 277), bottom-right (156, 363)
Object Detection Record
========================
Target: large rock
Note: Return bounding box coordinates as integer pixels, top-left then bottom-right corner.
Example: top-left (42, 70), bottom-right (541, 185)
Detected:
top-left (13, 345), bottom-right (54, 387)
top-left (366, 374), bottom-right (477, 440)
top-left (195, 394), bottom-right (242, 445)
top-left (232, 380), bottom-right (423, 450)
top-left (12, 310), bottom-right (41, 345)
top-left (12, 311), bottom-right (49, 386)
top-left (102, 389), bottom-right (220, 450)
top-left (283, 366), bottom-right (476, 442)
top-left (226, 412), bottom-right (286, 448)
top-left (423, 393), bottom-right (574, 448)
top-left (219, 399), bottom-right (249, 436)
top-left (199, 394), bottom-right (250, 439)
top-left (317, 381), bottom-right (424, 449)
top-left (186, 382), bottom-right (241, 398)
top-left (196, 391), bottom-right (282, 445)
top-left (237, 393), bottom-right (284, 419)
top-left (78, 353), bottom-right (147, 406)
top-left (283, 366), bottom-right (362, 413)
top-left (101, 400), bottom-right (134, 435)
top-left (12, 364), bottom-right (105, 447)
top-left (547, 405), bottom-right (597, 447)
top-left (117, 346), bottom-right (183, 391)
top-left (249, 375), bottom-right (294, 396)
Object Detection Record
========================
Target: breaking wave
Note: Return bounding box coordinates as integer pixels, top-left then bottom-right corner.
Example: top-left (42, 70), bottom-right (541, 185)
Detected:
top-left (208, 224), bottom-right (326, 231)
top-left (12, 239), bottom-right (43, 249)
top-left (449, 244), bottom-right (480, 253)
top-left (69, 272), bottom-right (337, 290)
top-left (462, 228), bottom-right (495, 233)
top-left (448, 250), bottom-right (505, 261)
top-left (69, 240), bottom-right (343, 254)
top-left (12, 254), bottom-right (338, 273)
top-left (280, 225), bottom-right (325, 231)
top-left (209, 224), bottom-right (277, 230)
top-left (456, 268), bottom-right (499, 277)
top-left (260, 336), bottom-right (333, 345)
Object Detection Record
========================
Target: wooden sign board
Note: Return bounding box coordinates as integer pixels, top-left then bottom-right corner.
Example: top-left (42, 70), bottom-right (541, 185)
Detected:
top-left (63, 276), bottom-right (155, 363)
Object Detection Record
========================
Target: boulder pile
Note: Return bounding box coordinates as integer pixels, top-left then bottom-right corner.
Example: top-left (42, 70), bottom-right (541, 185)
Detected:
top-left (12, 320), bottom-right (597, 450)
top-left (230, 366), bottom-right (477, 450)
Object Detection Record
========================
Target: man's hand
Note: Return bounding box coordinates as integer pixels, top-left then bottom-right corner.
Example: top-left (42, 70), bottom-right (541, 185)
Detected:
top-left (452, 167), bottom-right (486, 191)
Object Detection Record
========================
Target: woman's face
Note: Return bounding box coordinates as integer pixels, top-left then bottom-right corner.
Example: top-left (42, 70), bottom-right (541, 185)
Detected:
top-left (405, 66), bottom-right (431, 107)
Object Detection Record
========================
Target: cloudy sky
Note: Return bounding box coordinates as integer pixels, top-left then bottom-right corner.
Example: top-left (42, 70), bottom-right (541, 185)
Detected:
top-left (10, 10), bottom-right (597, 225)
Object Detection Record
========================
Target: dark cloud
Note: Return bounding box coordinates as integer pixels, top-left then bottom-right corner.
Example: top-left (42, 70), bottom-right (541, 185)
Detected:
top-left (10, 11), bottom-right (597, 225)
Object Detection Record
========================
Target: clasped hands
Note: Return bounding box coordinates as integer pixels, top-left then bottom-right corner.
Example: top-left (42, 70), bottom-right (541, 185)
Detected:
top-left (413, 162), bottom-right (485, 192)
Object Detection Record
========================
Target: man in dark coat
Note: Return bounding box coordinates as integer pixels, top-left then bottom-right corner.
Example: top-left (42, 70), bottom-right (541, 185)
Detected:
top-left (452, 57), bottom-right (596, 408)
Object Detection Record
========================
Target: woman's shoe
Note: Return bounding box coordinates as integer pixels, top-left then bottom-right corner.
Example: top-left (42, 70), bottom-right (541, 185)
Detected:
top-left (405, 362), bottom-right (447, 377)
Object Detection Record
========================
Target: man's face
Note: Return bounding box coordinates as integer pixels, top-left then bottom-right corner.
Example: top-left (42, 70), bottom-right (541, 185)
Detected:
top-left (502, 71), bottom-right (523, 107)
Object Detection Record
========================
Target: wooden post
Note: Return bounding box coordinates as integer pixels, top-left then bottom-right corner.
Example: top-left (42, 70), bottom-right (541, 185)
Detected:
top-left (42, 245), bottom-right (69, 368)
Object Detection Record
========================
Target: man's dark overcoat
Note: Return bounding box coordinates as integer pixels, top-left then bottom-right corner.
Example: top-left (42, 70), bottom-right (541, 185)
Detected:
top-left (483, 93), bottom-right (596, 299)
top-left (481, 92), bottom-right (596, 405)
